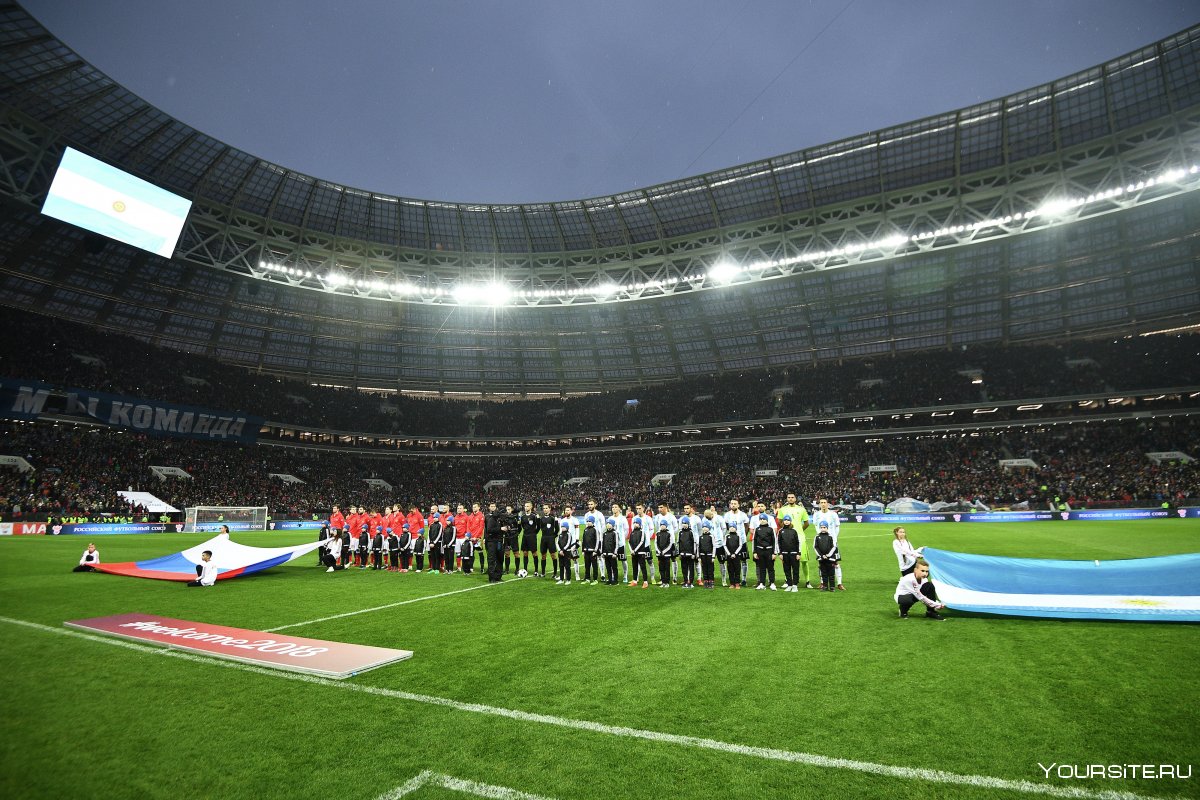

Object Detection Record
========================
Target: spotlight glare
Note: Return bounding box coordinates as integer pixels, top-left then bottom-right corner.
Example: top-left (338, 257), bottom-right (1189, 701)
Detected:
top-left (708, 260), bottom-right (739, 283)
top-left (1037, 197), bottom-right (1074, 217)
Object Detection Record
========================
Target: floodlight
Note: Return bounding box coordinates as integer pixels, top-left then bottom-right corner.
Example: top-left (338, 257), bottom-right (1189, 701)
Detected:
top-left (1036, 198), bottom-right (1075, 218)
top-left (453, 281), bottom-right (513, 306)
top-left (708, 260), bottom-right (739, 283)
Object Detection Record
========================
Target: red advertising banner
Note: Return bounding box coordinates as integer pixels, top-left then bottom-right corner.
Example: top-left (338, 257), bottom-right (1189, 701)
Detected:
top-left (64, 614), bottom-right (412, 678)
top-left (16, 522), bottom-right (46, 535)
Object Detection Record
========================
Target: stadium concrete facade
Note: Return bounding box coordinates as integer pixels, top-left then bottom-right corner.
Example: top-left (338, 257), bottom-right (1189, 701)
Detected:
top-left (1, 3), bottom-right (1199, 394)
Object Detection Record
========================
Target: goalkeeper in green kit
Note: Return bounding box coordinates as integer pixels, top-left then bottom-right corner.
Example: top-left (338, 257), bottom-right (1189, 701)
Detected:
top-left (776, 492), bottom-right (813, 589)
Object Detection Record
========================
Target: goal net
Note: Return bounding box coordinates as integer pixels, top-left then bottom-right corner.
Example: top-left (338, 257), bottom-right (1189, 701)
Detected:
top-left (183, 506), bottom-right (268, 533)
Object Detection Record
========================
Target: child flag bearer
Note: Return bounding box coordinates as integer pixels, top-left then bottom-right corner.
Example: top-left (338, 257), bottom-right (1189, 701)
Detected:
top-left (724, 522), bottom-right (743, 590)
top-left (677, 519), bottom-right (698, 589)
top-left (628, 519), bottom-right (650, 589)
top-left (601, 517), bottom-right (620, 585)
top-left (812, 521), bottom-right (839, 593)
top-left (555, 520), bottom-right (577, 585)
top-left (778, 514), bottom-right (802, 592)
top-left (699, 520), bottom-right (718, 589)
top-left (895, 558), bottom-right (946, 620)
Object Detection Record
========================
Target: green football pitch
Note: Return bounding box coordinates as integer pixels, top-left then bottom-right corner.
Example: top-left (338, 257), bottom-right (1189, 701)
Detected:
top-left (1, 520), bottom-right (1197, 800)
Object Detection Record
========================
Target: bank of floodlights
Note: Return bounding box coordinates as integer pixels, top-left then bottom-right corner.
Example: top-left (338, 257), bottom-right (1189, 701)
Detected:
top-left (254, 163), bottom-right (1198, 306)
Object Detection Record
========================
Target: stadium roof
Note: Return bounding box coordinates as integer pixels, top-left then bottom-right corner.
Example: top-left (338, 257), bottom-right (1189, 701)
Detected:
top-left (1, 4), bottom-right (1199, 391)
top-left (1, 6), bottom-right (1196, 254)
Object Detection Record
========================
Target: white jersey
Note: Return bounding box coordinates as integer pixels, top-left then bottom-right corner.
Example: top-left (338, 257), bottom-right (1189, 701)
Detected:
top-left (811, 509), bottom-right (841, 544)
top-left (752, 513), bottom-right (778, 533)
top-left (611, 514), bottom-right (630, 545)
top-left (720, 510), bottom-right (748, 542)
top-left (652, 512), bottom-right (679, 544)
top-left (559, 517), bottom-right (580, 550)
top-left (79, 548), bottom-right (100, 566)
top-left (580, 508), bottom-right (605, 534)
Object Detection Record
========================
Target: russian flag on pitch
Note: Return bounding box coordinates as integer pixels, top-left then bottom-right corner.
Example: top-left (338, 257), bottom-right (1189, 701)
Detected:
top-left (95, 533), bottom-right (324, 582)
top-left (922, 548), bottom-right (1200, 622)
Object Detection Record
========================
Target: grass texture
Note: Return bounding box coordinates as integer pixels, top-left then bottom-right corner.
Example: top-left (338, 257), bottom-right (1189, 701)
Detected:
top-left (0, 520), bottom-right (1197, 800)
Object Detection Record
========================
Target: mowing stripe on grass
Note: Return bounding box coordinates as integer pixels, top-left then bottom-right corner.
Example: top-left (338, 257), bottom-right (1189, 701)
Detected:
top-left (0, 616), bottom-right (1166, 800)
top-left (265, 579), bottom-right (514, 632)
top-left (379, 770), bottom-right (557, 800)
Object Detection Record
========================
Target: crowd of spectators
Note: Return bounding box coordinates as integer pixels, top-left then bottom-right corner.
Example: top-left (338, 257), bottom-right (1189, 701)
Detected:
top-left (2, 309), bottom-right (1197, 438)
top-left (3, 417), bottom-right (1195, 520)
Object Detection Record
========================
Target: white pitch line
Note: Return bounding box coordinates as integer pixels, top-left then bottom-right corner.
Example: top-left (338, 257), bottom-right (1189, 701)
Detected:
top-left (432, 773), bottom-right (558, 800)
top-left (0, 616), bottom-right (1166, 800)
top-left (379, 769), bottom-right (433, 799)
top-left (265, 579), bottom-right (513, 632)
top-left (377, 770), bottom-right (558, 800)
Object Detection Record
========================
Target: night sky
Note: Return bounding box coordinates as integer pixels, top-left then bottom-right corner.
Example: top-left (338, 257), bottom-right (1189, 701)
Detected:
top-left (21, 0), bottom-right (1200, 204)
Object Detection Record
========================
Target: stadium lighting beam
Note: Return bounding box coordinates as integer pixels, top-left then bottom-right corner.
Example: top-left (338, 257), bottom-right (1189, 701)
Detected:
top-left (1036, 197), bottom-right (1079, 218)
top-left (453, 281), bottom-right (513, 306)
top-left (708, 260), bottom-right (740, 284)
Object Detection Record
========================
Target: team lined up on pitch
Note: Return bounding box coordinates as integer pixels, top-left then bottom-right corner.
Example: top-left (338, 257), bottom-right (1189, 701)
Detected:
top-left (317, 496), bottom-right (848, 592)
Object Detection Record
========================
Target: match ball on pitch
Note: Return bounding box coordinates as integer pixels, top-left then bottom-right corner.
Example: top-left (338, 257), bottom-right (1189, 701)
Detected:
top-left (517, 569), bottom-right (528, 578)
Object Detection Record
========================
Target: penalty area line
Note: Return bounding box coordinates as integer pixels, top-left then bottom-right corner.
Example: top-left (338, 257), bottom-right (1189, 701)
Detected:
top-left (266, 579), bottom-right (515, 632)
top-left (0, 616), bottom-right (1166, 800)
top-left (378, 770), bottom-right (557, 800)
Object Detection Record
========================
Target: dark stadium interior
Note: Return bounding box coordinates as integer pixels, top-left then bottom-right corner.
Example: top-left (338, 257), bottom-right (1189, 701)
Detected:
top-left (4, 7), bottom-right (1200, 800)
top-left (1, 4), bottom-right (1198, 518)
top-left (2, 306), bottom-right (1199, 439)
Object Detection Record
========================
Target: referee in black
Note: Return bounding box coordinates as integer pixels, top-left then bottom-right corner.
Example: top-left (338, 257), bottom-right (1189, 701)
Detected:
top-left (484, 502), bottom-right (506, 583)
top-left (518, 501), bottom-right (539, 576)
top-left (537, 503), bottom-right (557, 577)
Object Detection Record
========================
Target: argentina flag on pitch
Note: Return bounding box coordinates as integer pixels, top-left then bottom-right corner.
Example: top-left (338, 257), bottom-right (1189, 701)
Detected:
top-left (923, 548), bottom-right (1200, 622)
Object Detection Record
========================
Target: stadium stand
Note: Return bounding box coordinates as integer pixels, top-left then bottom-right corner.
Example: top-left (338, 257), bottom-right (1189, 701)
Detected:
top-left (2, 418), bottom-right (1196, 518)
top-left (1, 308), bottom-right (1197, 438)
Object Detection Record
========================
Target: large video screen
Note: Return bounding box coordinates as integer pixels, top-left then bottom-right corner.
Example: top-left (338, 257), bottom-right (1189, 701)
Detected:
top-left (41, 147), bottom-right (192, 258)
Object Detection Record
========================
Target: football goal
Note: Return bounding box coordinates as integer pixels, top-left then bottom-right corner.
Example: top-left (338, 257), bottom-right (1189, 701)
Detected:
top-left (183, 506), bottom-right (268, 533)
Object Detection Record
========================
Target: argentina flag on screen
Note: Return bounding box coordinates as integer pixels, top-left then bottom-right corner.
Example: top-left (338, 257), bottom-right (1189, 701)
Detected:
top-left (923, 548), bottom-right (1200, 622)
top-left (41, 147), bottom-right (192, 258)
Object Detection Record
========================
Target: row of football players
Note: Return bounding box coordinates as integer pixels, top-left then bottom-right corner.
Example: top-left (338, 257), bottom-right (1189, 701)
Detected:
top-left (318, 502), bottom-right (844, 591)
top-left (325, 495), bottom-right (838, 559)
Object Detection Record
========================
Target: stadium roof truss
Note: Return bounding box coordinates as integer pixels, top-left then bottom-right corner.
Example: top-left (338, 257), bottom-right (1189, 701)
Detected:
top-left (1, 3), bottom-right (1199, 392)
